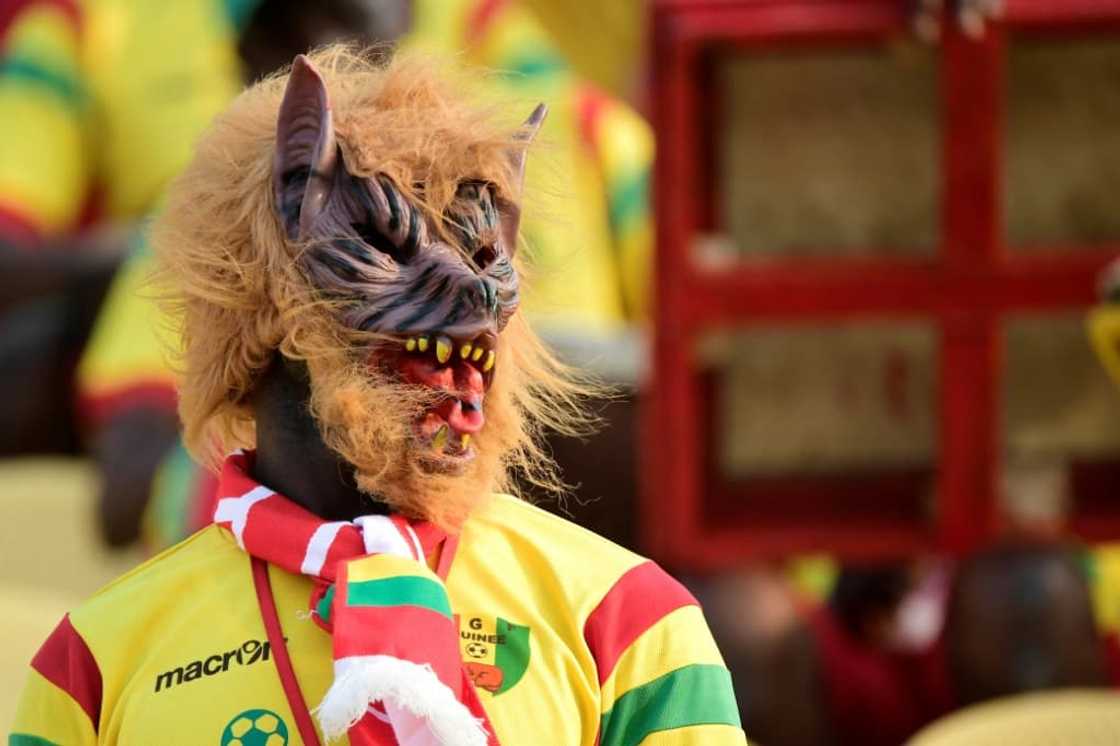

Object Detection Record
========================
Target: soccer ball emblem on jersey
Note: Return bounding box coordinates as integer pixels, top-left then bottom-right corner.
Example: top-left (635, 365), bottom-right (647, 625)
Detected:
top-left (220, 708), bottom-right (289, 746)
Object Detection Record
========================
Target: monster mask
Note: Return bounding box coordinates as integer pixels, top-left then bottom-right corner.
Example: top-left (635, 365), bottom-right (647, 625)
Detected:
top-left (159, 48), bottom-right (585, 528)
top-left (274, 54), bottom-right (544, 469)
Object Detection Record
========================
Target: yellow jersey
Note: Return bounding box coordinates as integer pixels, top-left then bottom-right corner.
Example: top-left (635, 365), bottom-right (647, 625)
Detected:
top-left (12, 491), bottom-right (745, 745)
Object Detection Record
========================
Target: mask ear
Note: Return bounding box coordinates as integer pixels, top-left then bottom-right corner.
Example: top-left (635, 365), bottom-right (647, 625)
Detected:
top-left (499, 103), bottom-right (547, 254)
top-left (273, 54), bottom-right (338, 239)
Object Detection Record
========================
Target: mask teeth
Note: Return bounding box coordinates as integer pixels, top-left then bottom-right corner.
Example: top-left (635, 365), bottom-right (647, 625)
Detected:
top-left (435, 335), bottom-right (452, 364)
top-left (401, 332), bottom-right (497, 373)
top-left (432, 424), bottom-right (449, 451)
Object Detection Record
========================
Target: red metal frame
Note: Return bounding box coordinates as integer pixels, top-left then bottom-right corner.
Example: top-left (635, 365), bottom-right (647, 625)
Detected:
top-left (646, 0), bottom-right (1120, 569)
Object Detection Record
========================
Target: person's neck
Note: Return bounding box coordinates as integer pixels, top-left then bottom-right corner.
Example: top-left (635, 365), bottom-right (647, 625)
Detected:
top-left (251, 355), bottom-right (388, 521)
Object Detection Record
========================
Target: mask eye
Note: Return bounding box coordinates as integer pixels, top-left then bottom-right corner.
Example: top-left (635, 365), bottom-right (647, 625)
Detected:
top-left (351, 215), bottom-right (417, 265)
top-left (472, 243), bottom-right (498, 271)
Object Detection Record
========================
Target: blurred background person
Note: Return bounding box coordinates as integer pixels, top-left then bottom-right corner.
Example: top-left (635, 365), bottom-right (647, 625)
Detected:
top-left (0, 0), bottom-right (414, 550)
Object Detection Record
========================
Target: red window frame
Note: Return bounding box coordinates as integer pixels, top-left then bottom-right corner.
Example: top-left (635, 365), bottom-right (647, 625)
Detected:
top-left (645, 0), bottom-right (1120, 570)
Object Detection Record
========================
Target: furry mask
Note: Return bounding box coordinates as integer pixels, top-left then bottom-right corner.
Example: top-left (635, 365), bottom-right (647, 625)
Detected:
top-left (156, 46), bottom-right (588, 528)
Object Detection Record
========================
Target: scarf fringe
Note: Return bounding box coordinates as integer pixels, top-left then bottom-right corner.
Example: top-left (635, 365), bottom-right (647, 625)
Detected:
top-left (315, 655), bottom-right (489, 746)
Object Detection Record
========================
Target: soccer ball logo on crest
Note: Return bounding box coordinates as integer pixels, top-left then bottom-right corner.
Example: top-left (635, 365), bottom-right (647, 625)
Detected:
top-left (220, 708), bottom-right (289, 746)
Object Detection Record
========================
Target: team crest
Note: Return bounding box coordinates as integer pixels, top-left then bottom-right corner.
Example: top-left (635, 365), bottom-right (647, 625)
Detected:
top-left (457, 614), bottom-right (531, 695)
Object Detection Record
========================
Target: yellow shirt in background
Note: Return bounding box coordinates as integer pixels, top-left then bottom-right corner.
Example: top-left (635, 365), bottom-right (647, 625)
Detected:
top-left (0, 0), bottom-right (243, 416)
top-left (407, 0), bottom-right (654, 333)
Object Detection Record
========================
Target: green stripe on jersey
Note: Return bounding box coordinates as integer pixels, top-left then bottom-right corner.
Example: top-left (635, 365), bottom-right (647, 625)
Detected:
top-left (347, 575), bottom-right (452, 619)
top-left (509, 54), bottom-right (565, 81)
top-left (599, 664), bottom-right (741, 746)
top-left (224, 0), bottom-right (264, 31)
top-left (10, 734), bottom-right (62, 746)
top-left (608, 169), bottom-right (649, 238)
top-left (0, 57), bottom-right (84, 107)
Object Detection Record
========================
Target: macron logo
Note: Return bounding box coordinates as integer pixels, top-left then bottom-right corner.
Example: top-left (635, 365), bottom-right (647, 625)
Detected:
top-left (153, 638), bottom-right (274, 693)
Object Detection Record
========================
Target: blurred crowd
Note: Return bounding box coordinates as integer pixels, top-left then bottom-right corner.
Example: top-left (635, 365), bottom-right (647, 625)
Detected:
top-left (3, 0), bottom-right (1120, 744)
top-left (0, 0), bottom-right (651, 550)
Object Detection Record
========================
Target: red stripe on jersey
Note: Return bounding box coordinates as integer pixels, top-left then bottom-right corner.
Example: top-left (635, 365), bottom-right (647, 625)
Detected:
top-left (583, 561), bottom-right (698, 685)
top-left (576, 85), bottom-right (610, 155)
top-left (75, 382), bottom-right (178, 428)
top-left (465, 0), bottom-right (506, 46)
top-left (30, 614), bottom-right (102, 731)
top-left (0, 0), bottom-right (81, 38)
top-left (0, 202), bottom-right (44, 246)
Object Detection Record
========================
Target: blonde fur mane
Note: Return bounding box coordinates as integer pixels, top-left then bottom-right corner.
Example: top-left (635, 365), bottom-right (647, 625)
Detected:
top-left (153, 45), bottom-right (592, 527)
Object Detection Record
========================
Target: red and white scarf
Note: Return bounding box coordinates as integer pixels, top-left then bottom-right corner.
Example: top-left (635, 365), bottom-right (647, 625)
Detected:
top-left (213, 450), bottom-right (497, 746)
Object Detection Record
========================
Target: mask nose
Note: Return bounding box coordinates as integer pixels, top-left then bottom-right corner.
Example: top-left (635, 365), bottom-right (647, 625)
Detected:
top-left (456, 275), bottom-right (499, 317)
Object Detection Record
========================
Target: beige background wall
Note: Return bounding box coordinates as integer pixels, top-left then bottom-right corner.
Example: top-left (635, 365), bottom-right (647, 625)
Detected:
top-left (0, 461), bottom-right (143, 731)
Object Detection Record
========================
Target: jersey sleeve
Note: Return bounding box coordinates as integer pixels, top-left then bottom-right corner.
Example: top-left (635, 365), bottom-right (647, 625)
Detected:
top-left (585, 561), bottom-right (748, 745)
top-left (576, 86), bottom-right (653, 322)
top-left (9, 615), bottom-right (102, 746)
top-left (0, 0), bottom-right (89, 242)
